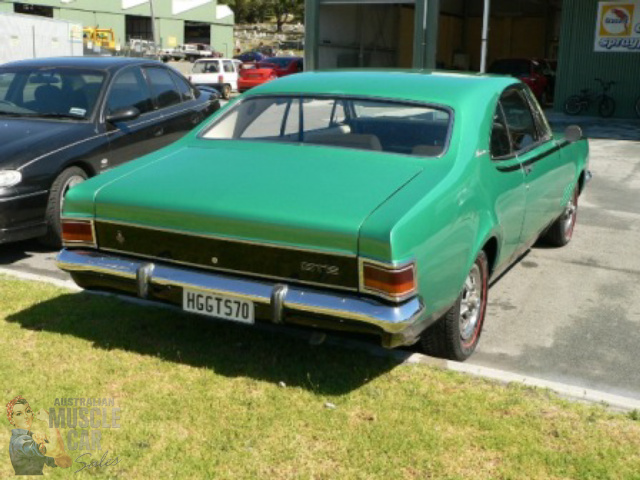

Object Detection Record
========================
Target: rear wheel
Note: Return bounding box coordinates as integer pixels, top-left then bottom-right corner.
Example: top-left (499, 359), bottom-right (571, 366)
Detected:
top-left (541, 185), bottom-right (578, 247)
top-left (598, 96), bottom-right (616, 118)
top-left (39, 166), bottom-right (87, 248)
top-left (564, 95), bottom-right (583, 115)
top-left (420, 251), bottom-right (489, 361)
top-left (221, 84), bottom-right (231, 99)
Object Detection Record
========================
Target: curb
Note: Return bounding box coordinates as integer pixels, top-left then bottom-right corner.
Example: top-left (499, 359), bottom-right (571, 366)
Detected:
top-left (2, 267), bottom-right (639, 413)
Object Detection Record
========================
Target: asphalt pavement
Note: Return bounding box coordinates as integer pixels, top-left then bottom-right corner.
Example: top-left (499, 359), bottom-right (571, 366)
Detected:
top-left (2, 134), bottom-right (639, 401)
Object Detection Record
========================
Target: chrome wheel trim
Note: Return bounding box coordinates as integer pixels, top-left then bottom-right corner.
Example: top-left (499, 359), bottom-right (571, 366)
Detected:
top-left (460, 264), bottom-right (482, 342)
top-left (562, 192), bottom-right (577, 236)
top-left (60, 174), bottom-right (85, 211)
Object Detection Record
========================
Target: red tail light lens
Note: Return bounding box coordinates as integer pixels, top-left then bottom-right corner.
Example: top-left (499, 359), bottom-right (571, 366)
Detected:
top-left (218, 74), bottom-right (224, 83)
top-left (61, 219), bottom-right (95, 247)
top-left (362, 261), bottom-right (416, 301)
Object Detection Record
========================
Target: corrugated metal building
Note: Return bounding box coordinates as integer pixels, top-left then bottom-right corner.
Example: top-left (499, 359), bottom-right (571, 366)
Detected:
top-left (0, 0), bottom-right (235, 56)
top-left (305, 0), bottom-right (640, 118)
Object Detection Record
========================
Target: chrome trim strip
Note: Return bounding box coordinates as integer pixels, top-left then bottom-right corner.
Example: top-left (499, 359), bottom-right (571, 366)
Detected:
top-left (18, 133), bottom-right (109, 171)
top-left (98, 246), bottom-right (359, 293)
top-left (357, 257), bottom-right (417, 303)
top-left (95, 218), bottom-right (357, 257)
top-left (0, 190), bottom-right (48, 203)
top-left (57, 249), bottom-right (425, 333)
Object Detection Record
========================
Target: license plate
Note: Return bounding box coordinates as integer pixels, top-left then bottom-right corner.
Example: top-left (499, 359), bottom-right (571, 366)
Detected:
top-left (183, 288), bottom-right (254, 324)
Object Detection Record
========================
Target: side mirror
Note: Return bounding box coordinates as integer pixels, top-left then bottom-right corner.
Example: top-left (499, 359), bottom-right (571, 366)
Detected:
top-left (564, 125), bottom-right (583, 143)
top-left (106, 106), bottom-right (140, 123)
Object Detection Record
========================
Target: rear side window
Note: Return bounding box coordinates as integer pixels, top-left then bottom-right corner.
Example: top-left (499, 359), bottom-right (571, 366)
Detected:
top-left (146, 67), bottom-right (182, 109)
top-left (170, 71), bottom-right (195, 101)
top-left (491, 104), bottom-right (512, 159)
top-left (499, 89), bottom-right (538, 152)
top-left (223, 60), bottom-right (234, 73)
top-left (106, 68), bottom-right (153, 115)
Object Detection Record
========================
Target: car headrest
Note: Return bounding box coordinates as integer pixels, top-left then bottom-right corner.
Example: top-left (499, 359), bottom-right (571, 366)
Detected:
top-left (308, 133), bottom-right (382, 151)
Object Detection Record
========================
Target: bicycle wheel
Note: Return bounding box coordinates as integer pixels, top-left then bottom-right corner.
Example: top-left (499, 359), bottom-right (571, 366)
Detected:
top-left (598, 96), bottom-right (616, 118)
top-left (635, 97), bottom-right (640, 119)
top-left (564, 95), bottom-right (583, 115)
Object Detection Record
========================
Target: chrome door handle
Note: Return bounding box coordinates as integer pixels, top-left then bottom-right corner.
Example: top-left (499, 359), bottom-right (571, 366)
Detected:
top-left (524, 165), bottom-right (533, 175)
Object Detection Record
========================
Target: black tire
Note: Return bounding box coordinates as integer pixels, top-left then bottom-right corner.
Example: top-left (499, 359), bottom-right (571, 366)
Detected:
top-left (221, 84), bottom-right (231, 100)
top-left (39, 166), bottom-right (87, 248)
top-left (541, 185), bottom-right (578, 247)
top-left (564, 95), bottom-right (583, 115)
top-left (420, 251), bottom-right (489, 361)
top-left (635, 97), bottom-right (640, 119)
top-left (598, 96), bottom-right (616, 118)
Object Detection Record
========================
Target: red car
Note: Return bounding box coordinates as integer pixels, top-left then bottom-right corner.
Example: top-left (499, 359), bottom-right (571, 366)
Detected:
top-left (488, 58), bottom-right (549, 103)
top-left (237, 63), bottom-right (277, 93)
top-left (237, 57), bottom-right (303, 93)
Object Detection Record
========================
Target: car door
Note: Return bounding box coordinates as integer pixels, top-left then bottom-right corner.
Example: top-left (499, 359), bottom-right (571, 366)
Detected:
top-left (500, 86), bottom-right (565, 245)
top-left (145, 66), bottom-right (204, 146)
top-left (103, 65), bottom-right (164, 169)
top-left (487, 101), bottom-right (527, 264)
top-left (222, 59), bottom-right (238, 90)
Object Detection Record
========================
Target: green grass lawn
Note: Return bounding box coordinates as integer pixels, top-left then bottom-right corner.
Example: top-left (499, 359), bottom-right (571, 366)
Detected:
top-left (1, 276), bottom-right (639, 479)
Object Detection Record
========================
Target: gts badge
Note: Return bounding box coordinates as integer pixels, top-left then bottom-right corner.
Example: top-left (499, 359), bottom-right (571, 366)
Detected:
top-left (300, 261), bottom-right (340, 276)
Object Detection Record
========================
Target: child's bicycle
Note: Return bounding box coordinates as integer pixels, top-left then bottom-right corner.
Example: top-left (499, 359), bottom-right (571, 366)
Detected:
top-left (564, 78), bottom-right (616, 118)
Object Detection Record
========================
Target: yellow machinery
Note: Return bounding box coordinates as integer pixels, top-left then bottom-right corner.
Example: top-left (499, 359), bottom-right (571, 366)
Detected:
top-left (83, 27), bottom-right (115, 50)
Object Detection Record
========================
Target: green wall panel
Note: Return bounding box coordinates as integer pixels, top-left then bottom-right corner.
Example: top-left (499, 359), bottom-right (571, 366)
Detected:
top-left (555, 0), bottom-right (640, 118)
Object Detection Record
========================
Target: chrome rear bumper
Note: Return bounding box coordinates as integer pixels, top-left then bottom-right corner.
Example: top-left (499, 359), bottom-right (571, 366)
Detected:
top-left (57, 249), bottom-right (427, 347)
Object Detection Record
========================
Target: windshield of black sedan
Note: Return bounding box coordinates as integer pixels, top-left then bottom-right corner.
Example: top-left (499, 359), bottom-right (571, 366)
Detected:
top-left (0, 67), bottom-right (105, 119)
top-left (202, 96), bottom-right (451, 157)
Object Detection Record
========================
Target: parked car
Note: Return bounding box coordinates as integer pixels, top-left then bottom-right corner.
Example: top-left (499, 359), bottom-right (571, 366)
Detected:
top-left (57, 71), bottom-right (590, 361)
top-left (189, 58), bottom-right (239, 99)
top-left (159, 46), bottom-right (186, 62)
top-left (233, 51), bottom-right (266, 63)
top-left (237, 63), bottom-right (277, 92)
top-left (182, 43), bottom-right (215, 62)
top-left (488, 58), bottom-right (549, 103)
top-left (535, 58), bottom-right (557, 103)
top-left (261, 56), bottom-right (304, 77)
top-left (0, 57), bottom-right (219, 246)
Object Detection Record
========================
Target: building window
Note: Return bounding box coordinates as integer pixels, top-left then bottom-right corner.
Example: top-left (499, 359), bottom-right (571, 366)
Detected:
top-left (14, 3), bottom-right (54, 17)
top-left (126, 15), bottom-right (153, 42)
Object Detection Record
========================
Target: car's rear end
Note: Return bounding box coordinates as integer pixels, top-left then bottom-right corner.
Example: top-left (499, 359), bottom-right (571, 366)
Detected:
top-left (237, 63), bottom-right (277, 92)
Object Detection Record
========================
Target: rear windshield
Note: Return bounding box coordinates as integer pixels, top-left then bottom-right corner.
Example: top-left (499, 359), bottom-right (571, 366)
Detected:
top-left (202, 96), bottom-right (451, 157)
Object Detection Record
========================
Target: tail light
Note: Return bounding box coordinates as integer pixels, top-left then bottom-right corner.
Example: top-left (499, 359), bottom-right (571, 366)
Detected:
top-left (360, 260), bottom-right (416, 302)
top-left (61, 218), bottom-right (96, 248)
top-left (218, 74), bottom-right (224, 83)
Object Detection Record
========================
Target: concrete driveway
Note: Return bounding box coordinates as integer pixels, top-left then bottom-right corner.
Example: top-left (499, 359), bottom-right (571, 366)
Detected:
top-left (1, 137), bottom-right (639, 400)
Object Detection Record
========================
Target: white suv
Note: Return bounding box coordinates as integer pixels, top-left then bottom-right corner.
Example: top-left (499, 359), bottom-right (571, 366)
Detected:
top-left (189, 58), bottom-right (238, 99)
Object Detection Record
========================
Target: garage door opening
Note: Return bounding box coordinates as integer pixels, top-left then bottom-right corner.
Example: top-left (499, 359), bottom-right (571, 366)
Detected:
top-left (184, 22), bottom-right (211, 45)
top-left (318, 3), bottom-right (414, 69)
top-left (126, 15), bottom-right (153, 41)
top-left (14, 3), bottom-right (53, 18)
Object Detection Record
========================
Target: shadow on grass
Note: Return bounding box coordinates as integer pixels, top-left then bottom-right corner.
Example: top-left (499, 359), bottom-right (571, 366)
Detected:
top-left (6, 291), bottom-right (399, 396)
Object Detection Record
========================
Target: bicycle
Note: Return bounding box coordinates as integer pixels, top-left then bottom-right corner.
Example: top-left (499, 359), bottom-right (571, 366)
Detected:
top-left (564, 78), bottom-right (616, 118)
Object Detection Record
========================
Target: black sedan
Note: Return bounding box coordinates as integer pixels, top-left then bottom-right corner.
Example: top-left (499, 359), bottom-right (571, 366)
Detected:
top-left (0, 57), bottom-right (219, 246)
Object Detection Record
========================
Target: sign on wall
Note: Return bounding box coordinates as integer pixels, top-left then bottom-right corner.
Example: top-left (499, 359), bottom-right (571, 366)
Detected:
top-left (594, 1), bottom-right (640, 51)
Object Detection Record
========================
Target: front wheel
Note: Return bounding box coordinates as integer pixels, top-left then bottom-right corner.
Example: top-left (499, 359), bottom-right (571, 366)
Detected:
top-left (420, 251), bottom-right (489, 361)
top-left (564, 95), bottom-right (583, 115)
top-left (598, 96), bottom-right (616, 118)
top-left (40, 166), bottom-right (87, 248)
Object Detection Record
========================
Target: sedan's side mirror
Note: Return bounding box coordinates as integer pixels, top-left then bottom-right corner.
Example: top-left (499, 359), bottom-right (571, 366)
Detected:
top-left (564, 125), bottom-right (583, 143)
top-left (106, 106), bottom-right (140, 123)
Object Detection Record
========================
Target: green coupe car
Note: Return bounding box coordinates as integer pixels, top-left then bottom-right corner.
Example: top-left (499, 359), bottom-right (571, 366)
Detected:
top-left (57, 71), bottom-right (590, 361)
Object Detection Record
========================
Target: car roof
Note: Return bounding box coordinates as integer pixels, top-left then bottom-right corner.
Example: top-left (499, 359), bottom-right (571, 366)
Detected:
top-left (249, 70), bottom-right (519, 110)
top-left (1, 56), bottom-right (163, 72)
